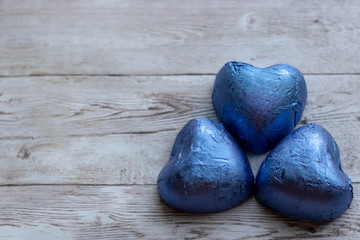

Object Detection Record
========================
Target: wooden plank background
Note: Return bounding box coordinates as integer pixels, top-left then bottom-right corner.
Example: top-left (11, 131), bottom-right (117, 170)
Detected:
top-left (0, 1), bottom-right (359, 239)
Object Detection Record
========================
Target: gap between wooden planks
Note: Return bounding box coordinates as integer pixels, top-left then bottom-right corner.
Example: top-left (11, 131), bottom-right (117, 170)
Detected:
top-left (0, 74), bottom-right (358, 185)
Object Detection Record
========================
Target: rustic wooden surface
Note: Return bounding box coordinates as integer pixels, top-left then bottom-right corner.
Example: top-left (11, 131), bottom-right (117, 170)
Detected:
top-left (0, 1), bottom-right (359, 239)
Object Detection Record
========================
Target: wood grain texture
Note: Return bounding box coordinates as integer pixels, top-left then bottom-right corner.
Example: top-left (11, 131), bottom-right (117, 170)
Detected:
top-left (0, 75), bottom-right (358, 184)
top-left (0, 184), bottom-right (358, 240)
top-left (1, 0), bottom-right (360, 76)
top-left (1, 1), bottom-right (359, 239)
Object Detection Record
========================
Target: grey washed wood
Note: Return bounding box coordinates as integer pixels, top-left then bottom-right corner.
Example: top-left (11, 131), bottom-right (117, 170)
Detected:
top-left (1, 0), bottom-right (360, 76)
top-left (0, 75), bottom-right (358, 185)
top-left (0, 1), bottom-right (359, 239)
top-left (0, 185), bottom-right (358, 240)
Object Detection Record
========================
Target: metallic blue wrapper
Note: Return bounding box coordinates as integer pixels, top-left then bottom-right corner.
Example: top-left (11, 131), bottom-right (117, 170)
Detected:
top-left (255, 123), bottom-right (353, 222)
top-left (212, 62), bottom-right (307, 154)
top-left (158, 118), bottom-right (254, 213)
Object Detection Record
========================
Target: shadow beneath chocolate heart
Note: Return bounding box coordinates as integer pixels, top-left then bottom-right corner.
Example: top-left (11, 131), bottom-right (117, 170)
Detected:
top-left (245, 150), bottom-right (271, 175)
top-left (253, 198), bottom-right (331, 233)
top-left (155, 191), bottom-right (331, 237)
top-left (156, 194), bottom-right (233, 218)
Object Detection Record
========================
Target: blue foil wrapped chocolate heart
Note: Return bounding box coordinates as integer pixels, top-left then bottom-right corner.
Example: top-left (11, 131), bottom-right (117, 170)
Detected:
top-left (255, 123), bottom-right (353, 222)
top-left (158, 118), bottom-right (254, 213)
top-left (212, 62), bottom-right (307, 154)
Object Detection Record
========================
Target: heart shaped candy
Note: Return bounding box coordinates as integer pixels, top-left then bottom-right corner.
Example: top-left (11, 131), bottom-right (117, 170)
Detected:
top-left (255, 123), bottom-right (353, 222)
top-left (212, 62), bottom-right (307, 153)
top-left (158, 118), bottom-right (254, 213)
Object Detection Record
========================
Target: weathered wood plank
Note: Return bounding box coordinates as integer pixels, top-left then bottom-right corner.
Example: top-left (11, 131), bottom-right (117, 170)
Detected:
top-left (0, 75), bottom-right (359, 184)
top-left (0, 75), bottom-right (358, 139)
top-left (0, 184), bottom-right (358, 239)
top-left (1, 0), bottom-right (360, 75)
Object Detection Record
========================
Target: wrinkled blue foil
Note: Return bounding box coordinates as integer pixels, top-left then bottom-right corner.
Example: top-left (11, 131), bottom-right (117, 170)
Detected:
top-left (158, 118), bottom-right (254, 213)
top-left (212, 62), bottom-right (307, 154)
top-left (255, 123), bottom-right (353, 222)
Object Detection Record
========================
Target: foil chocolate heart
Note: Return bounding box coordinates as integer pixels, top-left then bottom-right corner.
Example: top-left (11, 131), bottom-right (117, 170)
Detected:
top-left (212, 62), bottom-right (307, 154)
top-left (255, 123), bottom-right (353, 222)
top-left (157, 118), bottom-right (254, 213)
